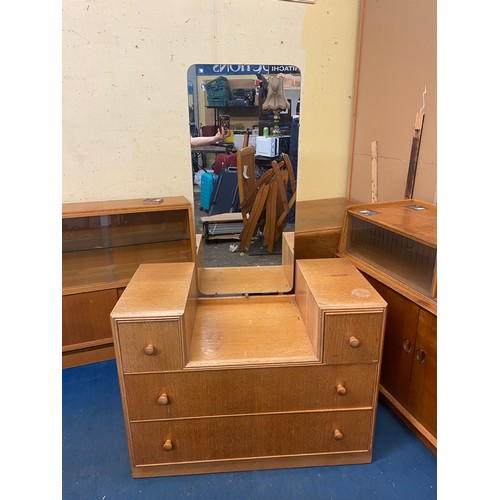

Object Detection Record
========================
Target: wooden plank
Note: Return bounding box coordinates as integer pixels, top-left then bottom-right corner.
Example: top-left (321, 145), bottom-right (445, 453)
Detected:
top-left (371, 140), bottom-right (378, 203)
top-left (404, 112), bottom-right (425, 199)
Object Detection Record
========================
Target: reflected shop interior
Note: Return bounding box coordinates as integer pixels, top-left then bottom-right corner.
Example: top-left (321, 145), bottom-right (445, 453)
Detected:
top-left (187, 64), bottom-right (301, 279)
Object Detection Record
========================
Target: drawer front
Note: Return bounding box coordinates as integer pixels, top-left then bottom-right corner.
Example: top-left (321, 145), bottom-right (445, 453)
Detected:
top-left (124, 364), bottom-right (378, 420)
top-left (324, 312), bottom-right (384, 364)
top-left (116, 320), bottom-right (184, 372)
top-left (130, 410), bottom-right (373, 465)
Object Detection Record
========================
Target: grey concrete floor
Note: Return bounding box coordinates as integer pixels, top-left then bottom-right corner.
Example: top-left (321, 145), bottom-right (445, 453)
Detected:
top-left (193, 185), bottom-right (294, 268)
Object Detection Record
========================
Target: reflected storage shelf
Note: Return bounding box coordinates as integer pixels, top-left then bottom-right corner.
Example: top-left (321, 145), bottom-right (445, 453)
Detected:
top-left (62, 196), bottom-right (196, 368)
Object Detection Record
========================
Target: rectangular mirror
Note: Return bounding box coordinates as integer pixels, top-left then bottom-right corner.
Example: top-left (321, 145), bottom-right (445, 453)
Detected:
top-left (187, 64), bottom-right (301, 296)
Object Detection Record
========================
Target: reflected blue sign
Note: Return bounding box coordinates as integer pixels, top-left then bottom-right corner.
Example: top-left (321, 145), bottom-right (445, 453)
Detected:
top-left (195, 64), bottom-right (300, 76)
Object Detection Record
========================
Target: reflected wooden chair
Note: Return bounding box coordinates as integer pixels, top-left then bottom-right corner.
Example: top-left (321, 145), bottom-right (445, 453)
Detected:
top-left (238, 169), bottom-right (274, 252)
top-left (263, 154), bottom-right (296, 253)
top-left (237, 151), bottom-right (297, 253)
top-left (236, 146), bottom-right (256, 218)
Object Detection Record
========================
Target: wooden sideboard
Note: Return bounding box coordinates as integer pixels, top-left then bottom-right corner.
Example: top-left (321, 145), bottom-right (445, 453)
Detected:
top-left (294, 197), bottom-right (358, 259)
top-left (337, 199), bottom-right (437, 454)
top-left (62, 196), bottom-right (196, 368)
top-left (110, 258), bottom-right (387, 477)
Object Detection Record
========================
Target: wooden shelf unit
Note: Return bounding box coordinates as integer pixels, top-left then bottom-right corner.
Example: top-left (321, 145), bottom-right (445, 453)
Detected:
top-left (110, 258), bottom-right (387, 477)
top-left (62, 196), bottom-right (196, 368)
top-left (338, 199), bottom-right (437, 453)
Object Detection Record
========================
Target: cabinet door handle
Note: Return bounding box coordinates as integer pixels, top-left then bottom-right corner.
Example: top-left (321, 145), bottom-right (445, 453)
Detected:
top-left (162, 439), bottom-right (173, 451)
top-left (143, 343), bottom-right (155, 356)
top-left (402, 339), bottom-right (413, 353)
top-left (336, 384), bottom-right (347, 395)
top-left (333, 429), bottom-right (344, 440)
top-left (349, 336), bottom-right (360, 348)
top-left (416, 349), bottom-right (427, 364)
top-left (157, 393), bottom-right (169, 405)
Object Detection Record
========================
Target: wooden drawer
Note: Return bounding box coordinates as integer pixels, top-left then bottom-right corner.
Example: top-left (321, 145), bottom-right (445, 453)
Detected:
top-left (323, 312), bottom-right (384, 364)
top-left (130, 410), bottom-right (373, 465)
top-left (124, 364), bottom-right (378, 420)
top-left (116, 320), bottom-right (185, 373)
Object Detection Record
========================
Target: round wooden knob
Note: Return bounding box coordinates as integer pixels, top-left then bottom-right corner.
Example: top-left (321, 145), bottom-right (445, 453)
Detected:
top-left (162, 439), bottom-right (173, 451)
top-left (416, 349), bottom-right (427, 364)
top-left (336, 384), bottom-right (347, 395)
top-left (333, 429), bottom-right (344, 440)
top-left (402, 339), bottom-right (413, 353)
top-left (157, 393), bottom-right (169, 405)
top-left (349, 336), bottom-right (360, 348)
top-left (143, 344), bottom-right (155, 356)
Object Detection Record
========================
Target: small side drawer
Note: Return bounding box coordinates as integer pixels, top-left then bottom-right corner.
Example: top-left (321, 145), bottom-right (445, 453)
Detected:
top-left (124, 364), bottom-right (378, 420)
top-left (323, 312), bottom-right (384, 364)
top-left (130, 410), bottom-right (373, 466)
top-left (116, 320), bottom-right (184, 373)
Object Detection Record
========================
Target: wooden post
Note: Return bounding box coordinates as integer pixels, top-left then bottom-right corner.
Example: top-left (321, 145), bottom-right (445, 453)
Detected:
top-left (405, 112), bottom-right (425, 199)
top-left (371, 140), bottom-right (378, 203)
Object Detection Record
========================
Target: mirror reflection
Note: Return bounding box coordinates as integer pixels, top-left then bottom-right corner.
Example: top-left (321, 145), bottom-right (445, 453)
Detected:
top-left (187, 64), bottom-right (301, 295)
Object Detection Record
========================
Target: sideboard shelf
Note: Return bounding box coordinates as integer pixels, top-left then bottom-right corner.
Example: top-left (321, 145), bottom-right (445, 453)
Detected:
top-left (62, 196), bottom-right (196, 368)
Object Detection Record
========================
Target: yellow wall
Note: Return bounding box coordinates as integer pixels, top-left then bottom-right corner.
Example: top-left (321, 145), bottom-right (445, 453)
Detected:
top-left (62, 0), bottom-right (361, 203)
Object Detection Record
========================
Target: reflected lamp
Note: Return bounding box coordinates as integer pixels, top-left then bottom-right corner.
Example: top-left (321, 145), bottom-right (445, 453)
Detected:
top-left (262, 75), bottom-right (290, 136)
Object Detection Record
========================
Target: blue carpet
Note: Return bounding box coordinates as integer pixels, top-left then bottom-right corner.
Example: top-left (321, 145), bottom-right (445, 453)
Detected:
top-left (62, 360), bottom-right (437, 499)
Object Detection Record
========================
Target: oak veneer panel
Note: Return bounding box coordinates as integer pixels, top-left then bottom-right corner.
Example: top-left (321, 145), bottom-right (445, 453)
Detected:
top-left (294, 230), bottom-right (341, 260)
top-left (62, 343), bottom-right (116, 369)
top-left (63, 196), bottom-right (193, 218)
top-left (324, 313), bottom-right (385, 365)
top-left (124, 363), bottom-right (377, 421)
top-left (282, 232), bottom-right (295, 286)
top-left (198, 265), bottom-right (291, 295)
top-left (407, 308), bottom-right (437, 437)
top-left (62, 289), bottom-right (118, 346)
top-left (295, 259), bottom-right (387, 312)
top-left (130, 410), bottom-right (373, 465)
top-left (111, 263), bottom-right (196, 319)
top-left (358, 270), bottom-right (436, 452)
top-left (111, 259), bottom-right (387, 476)
top-left (294, 198), bottom-right (357, 259)
top-left (117, 320), bottom-right (185, 373)
top-left (366, 277), bottom-right (419, 404)
top-left (187, 297), bottom-right (318, 368)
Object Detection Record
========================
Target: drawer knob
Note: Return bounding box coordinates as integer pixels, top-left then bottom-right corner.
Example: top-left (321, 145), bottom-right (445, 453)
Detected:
top-left (349, 336), bottom-right (360, 348)
top-left (333, 429), bottom-right (344, 440)
top-left (157, 393), bottom-right (169, 405)
top-left (143, 344), bottom-right (155, 356)
top-left (162, 439), bottom-right (173, 451)
top-left (402, 339), bottom-right (413, 353)
top-left (416, 349), bottom-right (427, 364)
top-left (336, 384), bottom-right (347, 395)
